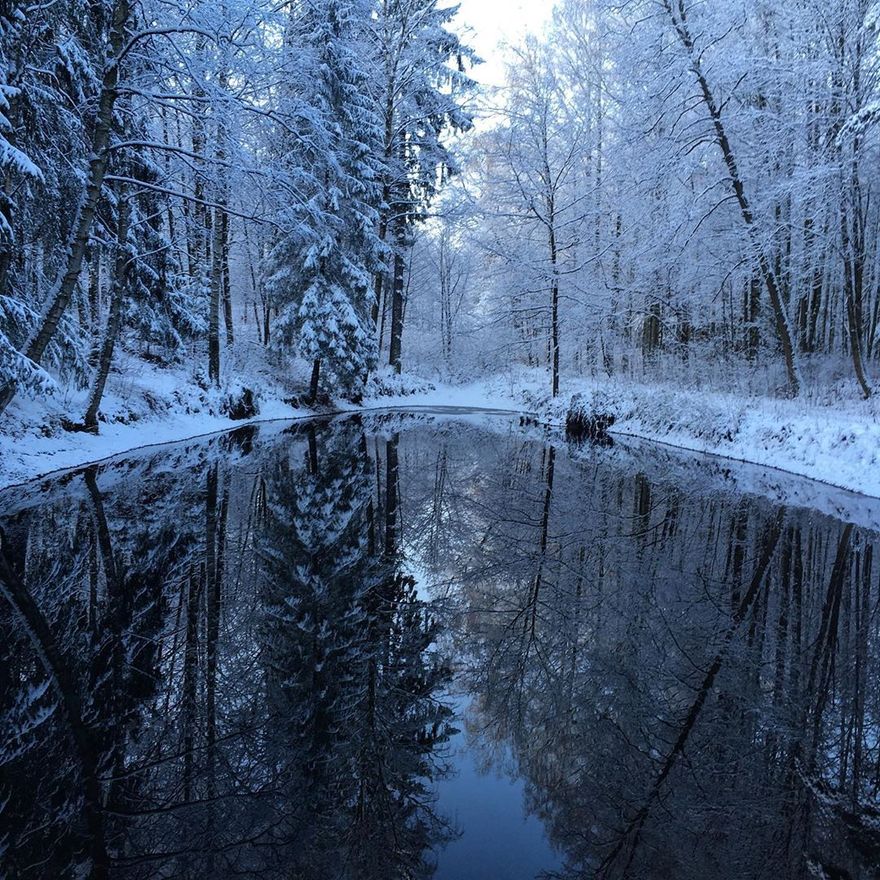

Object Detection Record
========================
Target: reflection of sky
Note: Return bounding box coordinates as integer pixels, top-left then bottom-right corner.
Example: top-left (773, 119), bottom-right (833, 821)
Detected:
top-left (433, 693), bottom-right (562, 880)
top-left (406, 521), bottom-right (561, 879)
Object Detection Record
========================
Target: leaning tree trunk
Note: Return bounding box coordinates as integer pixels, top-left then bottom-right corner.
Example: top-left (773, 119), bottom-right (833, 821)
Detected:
top-left (0, 0), bottom-right (131, 418)
top-left (663, 0), bottom-right (802, 397)
top-left (83, 197), bottom-right (131, 431)
top-left (841, 164), bottom-right (872, 398)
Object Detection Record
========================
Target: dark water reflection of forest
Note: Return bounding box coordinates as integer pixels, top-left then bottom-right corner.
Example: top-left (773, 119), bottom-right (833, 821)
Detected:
top-left (1, 413), bottom-right (879, 879)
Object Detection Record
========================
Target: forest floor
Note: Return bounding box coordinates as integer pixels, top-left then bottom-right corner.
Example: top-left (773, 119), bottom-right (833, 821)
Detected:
top-left (1, 361), bottom-right (878, 498)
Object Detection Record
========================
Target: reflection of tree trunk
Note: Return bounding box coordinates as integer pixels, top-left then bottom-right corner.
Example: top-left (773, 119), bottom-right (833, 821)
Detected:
top-left (526, 446), bottom-right (555, 641)
top-left (0, 537), bottom-right (109, 878)
top-left (89, 523), bottom-right (99, 633)
top-left (805, 524), bottom-right (853, 762)
top-left (601, 508), bottom-right (784, 878)
top-left (205, 464), bottom-right (220, 871)
top-left (205, 465), bottom-right (220, 785)
top-left (428, 444), bottom-right (448, 566)
top-left (307, 424), bottom-right (319, 475)
top-left (779, 524), bottom-right (854, 873)
top-left (728, 502), bottom-right (748, 611)
top-left (772, 527), bottom-right (795, 716)
top-left (183, 563), bottom-right (201, 803)
top-left (384, 433), bottom-right (400, 558)
top-left (85, 467), bottom-right (134, 825)
top-left (851, 545), bottom-right (870, 799)
top-left (363, 434), bottom-right (377, 557)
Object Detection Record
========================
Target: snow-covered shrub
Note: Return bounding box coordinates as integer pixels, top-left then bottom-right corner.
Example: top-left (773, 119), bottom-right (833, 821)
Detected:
top-left (219, 384), bottom-right (259, 420)
top-left (566, 390), bottom-right (618, 439)
top-left (365, 368), bottom-right (435, 399)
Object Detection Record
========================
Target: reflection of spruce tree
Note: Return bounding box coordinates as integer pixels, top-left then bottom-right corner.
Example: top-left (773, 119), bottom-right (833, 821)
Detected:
top-left (260, 420), bottom-right (377, 871)
top-left (259, 424), bottom-right (454, 878)
top-left (350, 566), bottom-right (455, 879)
top-left (347, 431), bottom-right (455, 879)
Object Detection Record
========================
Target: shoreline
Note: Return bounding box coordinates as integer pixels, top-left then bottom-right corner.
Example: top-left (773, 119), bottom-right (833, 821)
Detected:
top-left (1, 376), bottom-right (878, 507)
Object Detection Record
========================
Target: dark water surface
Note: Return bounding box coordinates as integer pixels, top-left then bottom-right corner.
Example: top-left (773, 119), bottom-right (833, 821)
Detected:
top-left (1, 413), bottom-right (879, 879)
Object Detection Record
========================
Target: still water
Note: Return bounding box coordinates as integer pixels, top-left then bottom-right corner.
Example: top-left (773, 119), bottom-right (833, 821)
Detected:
top-left (0, 412), bottom-right (878, 879)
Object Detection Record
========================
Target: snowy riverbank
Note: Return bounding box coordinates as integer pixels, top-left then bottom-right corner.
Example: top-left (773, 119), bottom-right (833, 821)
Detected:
top-left (0, 352), bottom-right (315, 489)
top-left (1, 365), bottom-right (878, 500)
top-left (359, 369), bottom-right (880, 500)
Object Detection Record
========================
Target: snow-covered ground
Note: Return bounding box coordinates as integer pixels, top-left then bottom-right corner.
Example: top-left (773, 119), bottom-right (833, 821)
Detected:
top-left (360, 368), bottom-right (880, 500)
top-left (2, 362), bottom-right (878, 502)
top-left (0, 348), bottom-right (312, 489)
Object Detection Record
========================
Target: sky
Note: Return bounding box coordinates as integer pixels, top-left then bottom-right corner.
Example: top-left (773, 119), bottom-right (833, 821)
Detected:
top-left (453, 0), bottom-right (553, 89)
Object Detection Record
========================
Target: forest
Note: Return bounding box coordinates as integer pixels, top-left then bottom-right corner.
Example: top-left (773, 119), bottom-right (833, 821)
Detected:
top-left (0, 0), bottom-right (879, 472)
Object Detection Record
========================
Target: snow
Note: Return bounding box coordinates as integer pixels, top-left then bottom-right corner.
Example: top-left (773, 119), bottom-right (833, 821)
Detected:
top-left (0, 349), bottom-right (311, 490)
top-left (2, 361), bottom-right (879, 527)
top-left (361, 367), bottom-right (880, 501)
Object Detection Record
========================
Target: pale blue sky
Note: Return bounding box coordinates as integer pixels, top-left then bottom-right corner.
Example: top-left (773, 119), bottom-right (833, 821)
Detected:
top-left (454, 0), bottom-right (552, 87)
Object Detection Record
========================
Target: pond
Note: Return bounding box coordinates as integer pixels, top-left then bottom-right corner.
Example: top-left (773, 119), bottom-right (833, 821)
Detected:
top-left (0, 412), bottom-right (878, 879)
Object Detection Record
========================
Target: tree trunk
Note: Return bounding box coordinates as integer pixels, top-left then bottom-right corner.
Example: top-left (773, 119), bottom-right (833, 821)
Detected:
top-left (308, 357), bottom-right (320, 404)
top-left (388, 216), bottom-right (406, 373)
top-left (841, 165), bottom-right (872, 398)
top-left (663, 0), bottom-right (801, 396)
top-left (208, 203), bottom-right (223, 386)
top-left (549, 229), bottom-right (560, 398)
top-left (384, 433), bottom-right (400, 558)
top-left (371, 211), bottom-right (387, 330)
top-left (83, 198), bottom-right (130, 431)
top-left (88, 245), bottom-right (102, 364)
top-left (221, 210), bottom-right (233, 346)
top-left (0, 0), bottom-right (131, 418)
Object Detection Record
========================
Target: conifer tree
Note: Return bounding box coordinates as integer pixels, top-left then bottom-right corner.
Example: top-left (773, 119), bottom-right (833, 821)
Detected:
top-left (265, 0), bottom-right (384, 402)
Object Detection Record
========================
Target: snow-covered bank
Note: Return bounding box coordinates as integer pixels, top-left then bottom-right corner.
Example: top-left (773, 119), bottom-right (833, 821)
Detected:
top-left (2, 364), bottom-right (878, 503)
top-left (362, 370), bottom-right (880, 500)
top-left (0, 351), bottom-right (313, 489)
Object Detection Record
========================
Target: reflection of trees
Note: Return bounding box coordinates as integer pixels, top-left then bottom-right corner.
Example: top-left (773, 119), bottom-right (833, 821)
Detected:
top-left (5, 417), bottom-right (879, 880)
top-left (0, 421), bottom-right (453, 879)
top-left (452, 438), bottom-right (880, 880)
